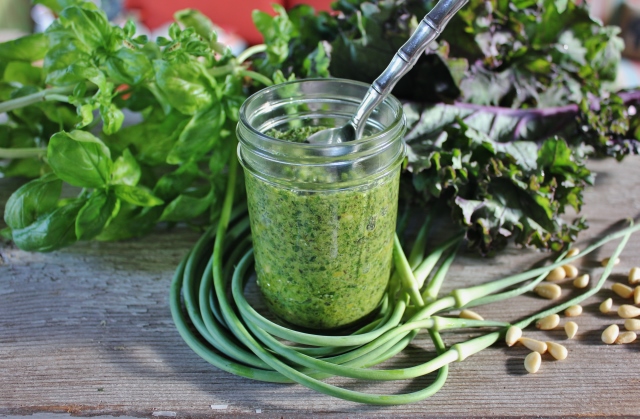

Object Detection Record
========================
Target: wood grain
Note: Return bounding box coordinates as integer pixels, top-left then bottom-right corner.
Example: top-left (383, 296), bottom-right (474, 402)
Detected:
top-left (1, 157), bottom-right (640, 418)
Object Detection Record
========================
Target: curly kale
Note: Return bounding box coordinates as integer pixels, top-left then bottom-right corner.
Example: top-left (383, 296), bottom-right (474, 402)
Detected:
top-left (252, 0), bottom-right (640, 254)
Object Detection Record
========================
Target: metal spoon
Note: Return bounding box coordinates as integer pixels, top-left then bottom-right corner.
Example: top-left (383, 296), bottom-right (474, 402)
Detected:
top-left (307, 0), bottom-right (468, 144)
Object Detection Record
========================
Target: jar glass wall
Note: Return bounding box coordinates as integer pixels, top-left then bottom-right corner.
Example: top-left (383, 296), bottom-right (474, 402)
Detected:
top-left (237, 79), bottom-right (406, 330)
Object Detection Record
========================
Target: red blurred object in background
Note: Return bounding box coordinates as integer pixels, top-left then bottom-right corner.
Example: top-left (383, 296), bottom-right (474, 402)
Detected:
top-left (124, 0), bottom-right (332, 45)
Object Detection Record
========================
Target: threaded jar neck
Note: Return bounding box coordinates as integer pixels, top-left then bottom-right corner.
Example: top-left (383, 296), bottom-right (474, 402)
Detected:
top-left (237, 79), bottom-right (406, 190)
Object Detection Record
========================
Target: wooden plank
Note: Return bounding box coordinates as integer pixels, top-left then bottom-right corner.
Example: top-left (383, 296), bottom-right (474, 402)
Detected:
top-left (1, 156), bottom-right (639, 418)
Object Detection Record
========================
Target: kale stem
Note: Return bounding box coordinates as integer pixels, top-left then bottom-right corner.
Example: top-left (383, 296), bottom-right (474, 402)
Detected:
top-left (452, 101), bottom-right (579, 117)
top-left (618, 90), bottom-right (640, 103)
top-left (0, 147), bottom-right (46, 159)
top-left (0, 86), bottom-right (74, 114)
top-left (236, 44), bottom-right (267, 64)
top-left (451, 89), bottom-right (640, 119)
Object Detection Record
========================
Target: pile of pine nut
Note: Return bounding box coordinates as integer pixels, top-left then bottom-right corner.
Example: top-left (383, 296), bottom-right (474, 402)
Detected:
top-left (600, 264), bottom-right (640, 345)
top-left (506, 249), bottom-right (640, 374)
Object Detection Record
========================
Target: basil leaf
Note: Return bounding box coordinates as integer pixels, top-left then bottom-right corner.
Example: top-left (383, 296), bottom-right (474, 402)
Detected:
top-left (3, 62), bottom-right (44, 86)
top-left (153, 59), bottom-right (216, 115)
top-left (0, 158), bottom-right (45, 179)
top-left (11, 200), bottom-right (85, 252)
top-left (44, 19), bottom-right (80, 48)
top-left (153, 162), bottom-right (200, 201)
top-left (302, 42), bottom-right (331, 78)
top-left (100, 103), bottom-right (124, 135)
top-left (221, 75), bottom-right (244, 122)
top-left (43, 41), bottom-right (94, 86)
top-left (105, 48), bottom-right (152, 85)
top-left (110, 149), bottom-right (141, 186)
top-left (174, 9), bottom-right (216, 43)
top-left (2, 124), bottom-right (38, 149)
top-left (75, 190), bottom-right (119, 240)
top-left (208, 140), bottom-right (234, 176)
top-left (109, 109), bottom-right (188, 165)
top-left (77, 103), bottom-right (95, 128)
top-left (4, 174), bottom-right (62, 230)
top-left (58, 6), bottom-right (112, 50)
top-left (145, 82), bottom-right (172, 116)
top-left (160, 187), bottom-right (214, 222)
top-left (166, 102), bottom-right (225, 164)
top-left (0, 33), bottom-right (49, 62)
top-left (113, 185), bottom-right (164, 207)
top-left (95, 204), bottom-right (162, 242)
top-left (0, 81), bottom-right (14, 101)
top-left (252, 5), bottom-right (293, 64)
top-left (47, 130), bottom-right (112, 188)
top-left (38, 101), bottom-right (79, 127)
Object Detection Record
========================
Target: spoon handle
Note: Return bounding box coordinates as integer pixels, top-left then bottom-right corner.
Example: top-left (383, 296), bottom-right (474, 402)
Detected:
top-left (351, 0), bottom-right (468, 136)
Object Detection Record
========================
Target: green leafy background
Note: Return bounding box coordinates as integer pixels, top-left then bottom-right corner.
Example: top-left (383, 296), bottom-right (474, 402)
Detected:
top-left (0, 0), bottom-right (639, 255)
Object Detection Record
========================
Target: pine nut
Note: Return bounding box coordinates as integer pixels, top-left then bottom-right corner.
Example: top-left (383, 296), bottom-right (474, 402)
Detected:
top-left (624, 319), bottom-right (640, 331)
top-left (534, 283), bottom-right (562, 300)
top-left (565, 321), bottom-right (578, 339)
top-left (601, 324), bottom-right (619, 344)
top-left (524, 351), bottom-right (541, 374)
top-left (505, 326), bottom-right (522, 347)
top-left (601, 257), bottom-right (621, 267)
top-left (618, 304), bottom-right (640, 319)
top-left (612, 283), bottom-right (634, 299)
top-left (459, 309), bottom-right (484, 321)
top-left (565, 305), bottom-right (583, 317)
top-left (562, 264), bottom-right (579, 279)
top-left (599, 298), bottom-right (613, 314)
top-left (519, 337), bottom-right (548, 354)
top-left (615, 331), bottom-right (637, 344)
top-left (573, 274), bottom-right (590, 289)
top-left (546, 267), bottom-right (566, 282)
top-left (536, 314), bottom-right (560, 330)
top-left (634, 287), bottom-right (640, 305)
top-left (567, 248), bottom-right (580, 257)
top-left (629, 267), bottom-right (640, 285)
top-left (546, 341), bottom-right (568, 360)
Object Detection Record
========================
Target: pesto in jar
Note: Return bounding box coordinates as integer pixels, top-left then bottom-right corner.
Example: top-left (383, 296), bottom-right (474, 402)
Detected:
top-left (267, 126), bottom-right (327, 143)
top-left (246, 127), bottom-right (400, 330)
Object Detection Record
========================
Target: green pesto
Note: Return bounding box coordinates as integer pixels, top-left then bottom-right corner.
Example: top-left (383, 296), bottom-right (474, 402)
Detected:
top-left (245, 165), bottom-right (400, 330)
top-left (267, 126), bottom-right (328, 143)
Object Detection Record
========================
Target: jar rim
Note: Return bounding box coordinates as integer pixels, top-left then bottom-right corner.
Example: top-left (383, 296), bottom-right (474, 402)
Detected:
top-left (237, 77), bottom-right (406, 188)
top-left (238, 78), bottom-right (404, 152)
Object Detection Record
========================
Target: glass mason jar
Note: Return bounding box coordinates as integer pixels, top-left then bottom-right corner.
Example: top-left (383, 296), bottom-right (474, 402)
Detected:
top-left (237, 79), bottom-right (406, 330)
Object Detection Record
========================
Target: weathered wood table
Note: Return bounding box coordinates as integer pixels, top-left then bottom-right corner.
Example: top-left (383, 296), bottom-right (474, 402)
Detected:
top-left (1, 156), bottom-right (639, 418)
